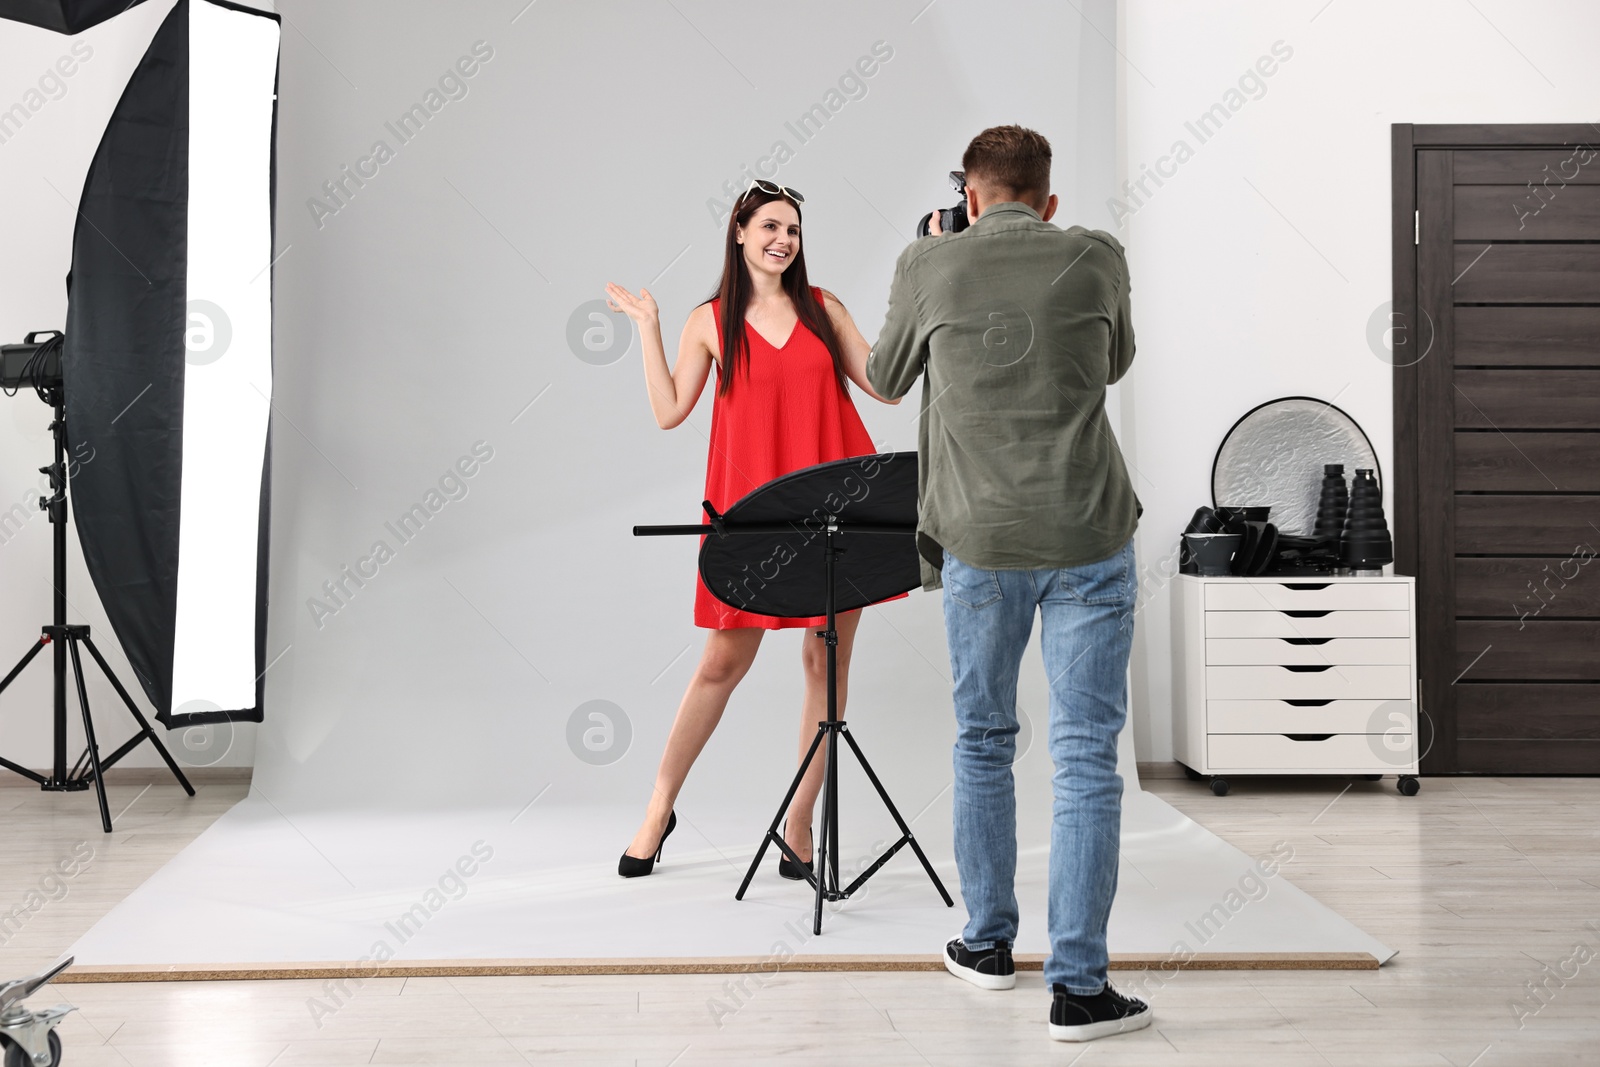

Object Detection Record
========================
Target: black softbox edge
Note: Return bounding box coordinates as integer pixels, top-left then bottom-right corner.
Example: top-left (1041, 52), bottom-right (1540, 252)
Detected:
top-left (159, 704), bottom-right (263, 728)
top-left (0, 0), bottom-right (155, 35)
top-left (64, 0), bottom-right (190, 721)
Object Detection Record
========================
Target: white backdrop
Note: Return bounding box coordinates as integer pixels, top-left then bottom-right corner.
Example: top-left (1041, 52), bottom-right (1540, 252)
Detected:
top-left (252, 0), bottom-right (1123, 815)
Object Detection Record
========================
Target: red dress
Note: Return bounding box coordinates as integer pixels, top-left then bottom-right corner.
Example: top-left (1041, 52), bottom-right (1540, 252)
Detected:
top-left (695, 286), bottom-right (900, 629)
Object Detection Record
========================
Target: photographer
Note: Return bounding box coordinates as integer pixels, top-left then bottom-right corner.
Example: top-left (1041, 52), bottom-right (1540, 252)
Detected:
top-left (866, 125), bottom-right (1148, 1043)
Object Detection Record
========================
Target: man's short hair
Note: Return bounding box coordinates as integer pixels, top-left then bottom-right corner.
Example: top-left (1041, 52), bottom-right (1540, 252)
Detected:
top-left (961, 125), bottom-right (1051, 202)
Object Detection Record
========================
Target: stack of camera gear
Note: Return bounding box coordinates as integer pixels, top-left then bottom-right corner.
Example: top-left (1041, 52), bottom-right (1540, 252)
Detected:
top-left (1335, 466), bottom-right (1393, 575)
top-left (1180, 464), bottom-right (1392, 578)
top-left (1293, 463), bottom-right (1392, 574)
top-left (1259, 463), bottom-right (1352, 575)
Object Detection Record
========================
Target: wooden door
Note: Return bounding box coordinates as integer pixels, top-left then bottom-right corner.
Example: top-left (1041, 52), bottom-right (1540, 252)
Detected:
top-left (1395, 125), bottom-right (1600, 774)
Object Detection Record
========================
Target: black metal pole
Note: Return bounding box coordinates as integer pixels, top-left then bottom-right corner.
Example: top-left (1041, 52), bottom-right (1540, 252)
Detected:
top-left (814, 519), bottom-right (839, 934)
top-left (50, 404), bottom-right (68, 786)
top-left (65, 636), bottom-right (112, 833)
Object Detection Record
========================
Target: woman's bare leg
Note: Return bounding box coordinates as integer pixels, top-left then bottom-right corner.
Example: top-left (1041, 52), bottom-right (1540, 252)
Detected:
top-left (784, 609), bottom-right (864, 862)
top-left (625, 627), bottom-right (765, 860)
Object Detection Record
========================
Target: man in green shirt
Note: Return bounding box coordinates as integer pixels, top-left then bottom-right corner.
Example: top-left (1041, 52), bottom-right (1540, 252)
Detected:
top-left (866, 125), bottom-right (1149, 1044)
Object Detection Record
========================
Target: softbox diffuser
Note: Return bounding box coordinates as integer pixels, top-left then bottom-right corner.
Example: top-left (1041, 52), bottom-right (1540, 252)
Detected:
top-left (63, 0), bottom-right (280, 727)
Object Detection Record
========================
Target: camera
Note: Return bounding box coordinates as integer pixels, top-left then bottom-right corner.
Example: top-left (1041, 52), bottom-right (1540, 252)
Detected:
top-left (916, 170), bottom-right (970, 237)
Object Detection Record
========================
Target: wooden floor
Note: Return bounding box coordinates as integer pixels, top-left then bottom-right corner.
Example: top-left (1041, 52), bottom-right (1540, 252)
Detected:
top-left (2, 771), bottom-right (1597, 1065)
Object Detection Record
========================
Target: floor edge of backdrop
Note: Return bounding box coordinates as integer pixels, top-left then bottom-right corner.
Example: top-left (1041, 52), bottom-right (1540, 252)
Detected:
top-left (66, 785), bottom-right (1397, 971)
top-left (55, 952), bottom-right (1383, 983)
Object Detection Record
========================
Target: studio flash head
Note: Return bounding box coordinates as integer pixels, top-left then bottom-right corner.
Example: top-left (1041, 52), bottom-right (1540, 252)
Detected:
top-left (0, 330), bottom-right (65, 397)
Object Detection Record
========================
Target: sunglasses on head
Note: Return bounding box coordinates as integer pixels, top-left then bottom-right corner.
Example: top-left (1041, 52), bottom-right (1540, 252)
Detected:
top-left (741, 178), bottom-right (804, 206)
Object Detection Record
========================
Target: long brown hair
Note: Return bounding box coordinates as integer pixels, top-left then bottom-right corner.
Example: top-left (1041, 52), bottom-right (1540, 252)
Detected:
top-left (704, 189), bottom-right (850, 397)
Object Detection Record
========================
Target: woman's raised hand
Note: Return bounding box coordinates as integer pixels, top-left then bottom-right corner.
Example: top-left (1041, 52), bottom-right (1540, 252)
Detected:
top-left (605, 282), bottom-right (659, 326)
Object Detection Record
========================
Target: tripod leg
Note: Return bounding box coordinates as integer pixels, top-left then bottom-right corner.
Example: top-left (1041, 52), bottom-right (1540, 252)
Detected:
top-left (0, 755), bottom-right (47, 785)
top-left (65, 638), bottom-right (112, 833)
top-left (840, 727), bottom-right (954, 907)
top-left (735, 726), bottom-right (827, 901)
top-left (0, 639), bottom-right (52, 784)
top-left (0, 637), bottom-right (48, 696)
top-left (814, 725), bottom-right (840, 936)
top-left (81, 636), bottom-right (196, 796)
top-left (827, 725), bottom-right (841, 891)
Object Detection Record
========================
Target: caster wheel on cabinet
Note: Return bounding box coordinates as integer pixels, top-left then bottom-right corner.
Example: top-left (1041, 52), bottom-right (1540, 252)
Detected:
top-left (2, 1031), bottom-right (62, 1067)
top-left (1181, 763), bottom-right (1205, 783)
top-left (1361, 774), bottom-right (1384, 781)
top-left (1397, 776), bottom-right (1420, 796)
top-left (1210, 777), bottom-right (1230, 797)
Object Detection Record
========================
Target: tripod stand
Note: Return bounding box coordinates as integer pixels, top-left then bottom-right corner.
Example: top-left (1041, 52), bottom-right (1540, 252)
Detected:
top-left (0, 400), bottom-right (194, 832)
top-left (729, 509), bottom-right (953, 934)
top-left (635, 452), bottom-right (953, 935)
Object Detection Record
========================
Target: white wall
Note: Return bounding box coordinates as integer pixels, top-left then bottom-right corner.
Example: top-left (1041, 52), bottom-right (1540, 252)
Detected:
top-left (1117, 0), bottom-right (1600, 761)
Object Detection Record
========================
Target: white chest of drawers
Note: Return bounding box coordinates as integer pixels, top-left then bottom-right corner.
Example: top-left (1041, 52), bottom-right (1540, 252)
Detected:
top-left (1171, 573), bottom-right (1421, 795)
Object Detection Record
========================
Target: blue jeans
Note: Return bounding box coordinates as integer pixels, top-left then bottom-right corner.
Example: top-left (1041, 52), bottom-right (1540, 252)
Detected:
top-left (941, 537), bottom-right (1137, 995)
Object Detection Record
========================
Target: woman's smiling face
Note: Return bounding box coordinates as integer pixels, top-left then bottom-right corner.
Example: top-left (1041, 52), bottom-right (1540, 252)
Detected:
top-left (737, 199), bottom-right (801, 279)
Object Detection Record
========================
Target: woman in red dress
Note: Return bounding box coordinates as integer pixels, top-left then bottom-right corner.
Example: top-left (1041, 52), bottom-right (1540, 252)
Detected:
top-left (605, 179), bottom-right (901, 879)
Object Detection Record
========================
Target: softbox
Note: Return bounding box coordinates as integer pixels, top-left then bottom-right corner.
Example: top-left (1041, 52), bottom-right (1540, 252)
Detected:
top-left (0, 0), bottom-right (154, 34)
top-left (63, 0), bottom-right (280, 727)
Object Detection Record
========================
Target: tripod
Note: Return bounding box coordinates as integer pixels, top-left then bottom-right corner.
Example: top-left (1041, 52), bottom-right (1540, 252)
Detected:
top-left (635, 452), bottom-right (953, 935)
top-left (729, 509), bottom-right (953, 935)
top-left (0, 400), bottom-right (194, 832)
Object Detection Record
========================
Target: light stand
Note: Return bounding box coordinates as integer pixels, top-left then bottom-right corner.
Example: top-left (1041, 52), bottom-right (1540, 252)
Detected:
top-left (0, 393), bottom-right (194, 832)
top-left (727, 508), bottom-right (953, 934)
top-left (635, 452), bottom-right (954, 934)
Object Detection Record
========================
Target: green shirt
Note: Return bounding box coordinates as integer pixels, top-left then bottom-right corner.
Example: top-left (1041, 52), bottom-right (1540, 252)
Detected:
top-left (866, 201), bottom-right (1141, 591)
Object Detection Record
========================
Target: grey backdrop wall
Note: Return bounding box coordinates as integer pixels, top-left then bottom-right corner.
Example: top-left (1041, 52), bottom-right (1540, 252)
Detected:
top-left (246, 0), bottom-right (1124, 813)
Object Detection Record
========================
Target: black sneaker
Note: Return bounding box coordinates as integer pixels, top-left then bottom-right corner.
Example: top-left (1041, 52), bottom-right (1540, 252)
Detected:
top-left (1049, 981), bottom-right (1152, 1042)
top-left (943, 937), bottom-right (1015, 990)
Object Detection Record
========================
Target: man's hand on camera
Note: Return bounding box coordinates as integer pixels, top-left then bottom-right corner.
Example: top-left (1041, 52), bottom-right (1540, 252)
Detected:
top-left (925, 209), bottom-right (944, 236)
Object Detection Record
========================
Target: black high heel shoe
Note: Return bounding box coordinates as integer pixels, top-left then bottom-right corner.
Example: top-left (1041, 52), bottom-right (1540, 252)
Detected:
top-left (618, 810), bottom-right (676, 878)
top-left (778, 818), bottom-right (813, 881)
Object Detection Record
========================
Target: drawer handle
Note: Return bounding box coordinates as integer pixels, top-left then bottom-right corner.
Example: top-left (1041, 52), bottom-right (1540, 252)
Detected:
top-left (1282, 583), bottom-right (1332, 591)
top-left (1283, 638), bottom-right (1332, 645)
top-left (1284, 734), bottom-right (1335, 742)
top-left (1282, 665), bottom-right (1334, 673)
top-left (1285, 699), bottom-right (1334, 706)
top-left (1282, 610), bottom-right (1331, 618)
